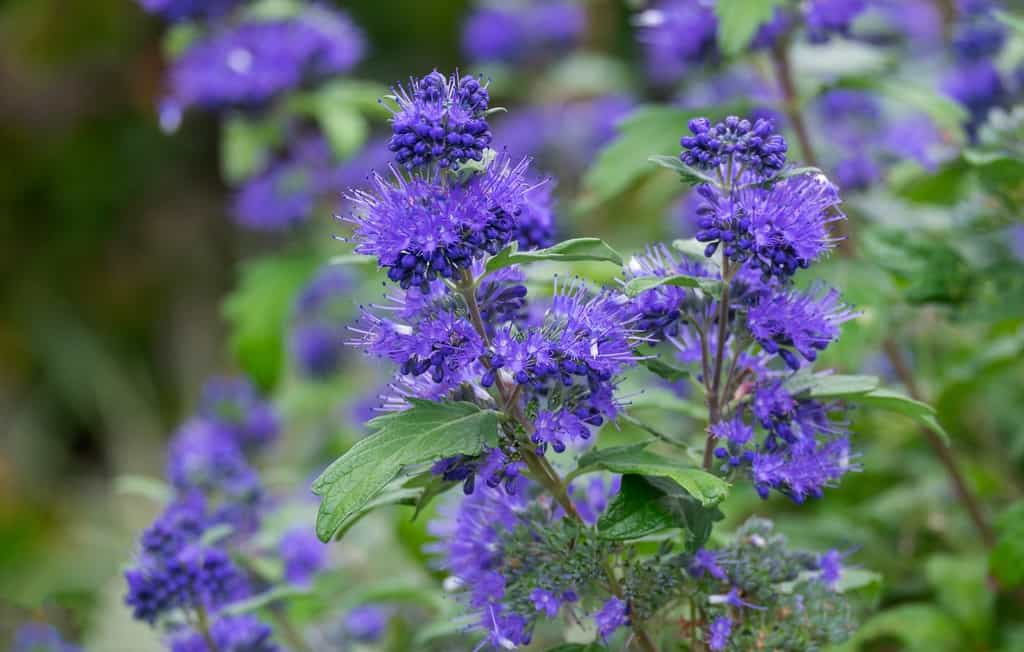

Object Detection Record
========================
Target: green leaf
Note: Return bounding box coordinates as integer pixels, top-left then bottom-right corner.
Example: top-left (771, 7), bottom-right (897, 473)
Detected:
top-left (598, 475), bottom-right (681, 540)
top-left (597, 475), bottom-right (722, 545)
top-left (316, 102), bottom-right (367, 159)
top-left (222, 253), bottom-right (320, 389)
top-left (621, 273), bottom-right (722, 298)
top-left (991, 501), bottom-right (1024, 588)
top-left (672, 238), bottom-right (710, 261)
top-left (485, 238), bottom-right (623, 274)
top-left (857, 388), bottom-right (950, 444)
top-left (312, 400), bottom-right (499, 541)
top-left (574, 445), bottom-right (729, 507)
top-left (715, 0), bottom-right (785, 56)
top-left (162, 23), bottom-right (200, 59)
top-left (221, 114), bottom-right (282, 184)
top-left (836, 604), bottom-right (964, 652)
top-left (648, 155), bottom-right (718, 185)
top-left (114, 475), bottom-right (172, 503)
top-left (784, 373), bottom-right (880, 398)
top-left (330, 487), bottom-right (423, 541)
top-left (641, 358), bottom-right (691, 383)
top-left (925, 555), bottom-right (993, 641)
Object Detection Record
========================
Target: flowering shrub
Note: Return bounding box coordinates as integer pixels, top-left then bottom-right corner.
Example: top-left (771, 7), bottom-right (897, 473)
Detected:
top-left (16, 1), bottom-right (1024, 651)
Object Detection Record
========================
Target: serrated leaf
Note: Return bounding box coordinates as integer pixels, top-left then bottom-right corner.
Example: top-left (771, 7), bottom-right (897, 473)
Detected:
top-left (312, 400), bottom-right (499, 541)
top-left (222, 254), bottom-right (320, 389)
top-left (598, 474), bottom-right (720, 542)
top-left (574, 446), bottom-right (728, 507)
top-left (641, 358), bottom-right (691, 383)
top-left (622, 273), bottom-right (722, 298)
top-left (715, 0), bottom-right (785, 56)
top-left (991, 500), bottom-right (1024, 588)
top-left (485, 238), bottom-right (623, 274)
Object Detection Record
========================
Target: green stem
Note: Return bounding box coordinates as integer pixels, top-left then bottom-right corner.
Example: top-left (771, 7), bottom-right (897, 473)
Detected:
top-left (195, 604), bottom-right (222, 652)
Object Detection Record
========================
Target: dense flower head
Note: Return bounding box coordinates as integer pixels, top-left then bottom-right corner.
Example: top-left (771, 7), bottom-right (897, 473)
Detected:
top-left (804, 0), bottom-right (869, 42)
top-left (137, 0), bottom-right (240, 22)
top-left (463, 2), bottom-right (585, 64)
top-left (386, 71), bottom-right (493, 171)
top-left (170, 615), bottom-right (278, 652)
top-left (13, 623), bottom-right (81, 652)
top-left (140, 493), bottom-right (207, 560)
top-left (125, 544), bottom-right (248, 624)
top-left (165, 8), bottom-right (365, 117)
top-left (635, 0), bottom-right (718, 85)
top-left (751, 436), bottom-right (856, 502)
top-left (351, 308), bottom-right (485, 388)
top-left (746, 285), bottom-right (857, 370)
top-left (347, 154), bottom-right (531, 291)
top-left (681, 116), bottom-right (788, 176)
top-left (694, 171), bottom-right (843, 277)
top-left (232, 136), bottom-right (334, 230)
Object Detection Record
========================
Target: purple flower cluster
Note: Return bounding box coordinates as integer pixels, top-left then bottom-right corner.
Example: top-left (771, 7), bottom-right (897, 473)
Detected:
top-left (463, 1), bottom-right (585, 64)
top-left (347, 152), bottom-right (531, 291)
top-left (123, 373), bottom-right (304, 649)
top-left (386, 71), bottom-right (493, 171)
top-left (694, 170), bottom-right (842, 277)
top-left (427, 475), bottom-right (621, 647)
top-left (804, 0), bottom-right (869, 42)
top-left (290, 265), bottom-right (355, 378)
top-left (812, 89), bottom-right (944, 192)
top-left (165, 7), bottom-right (364, 115)
top-left (681, 116), bottom-right (788, 177)
top-left (232, 136), bottom-right (335, 231)
top-left (942, 1), bottom-right (1010, 131)
top-left (635, 0), bottom-right (718, 85)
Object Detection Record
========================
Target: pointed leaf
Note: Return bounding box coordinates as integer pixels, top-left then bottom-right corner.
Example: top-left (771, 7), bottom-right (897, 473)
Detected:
top-left (312, 400), bottom-right (499, 541)
top-left (485, 237), bottom-right (622, 274)
top-left (622, 273), bottom-right (722, 297)
top-left (574, 445), bottom-right (728, 507)
top-left (641, 358), bottom-right (691, 383)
